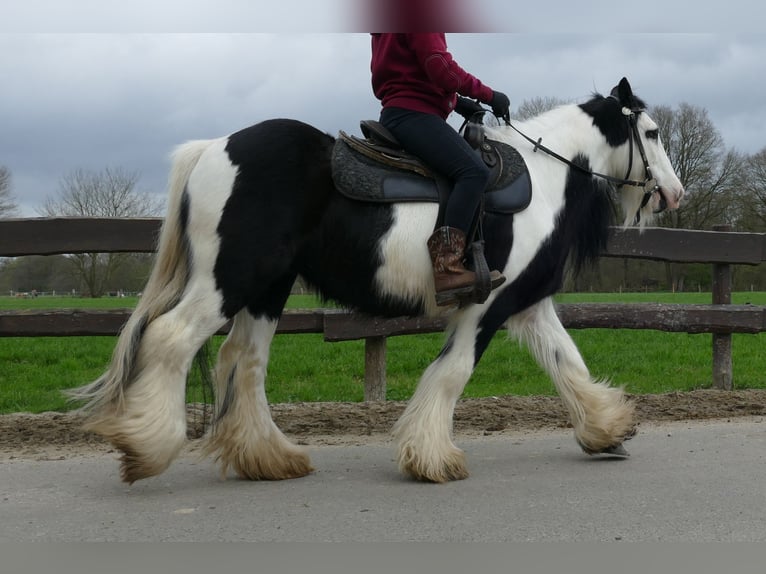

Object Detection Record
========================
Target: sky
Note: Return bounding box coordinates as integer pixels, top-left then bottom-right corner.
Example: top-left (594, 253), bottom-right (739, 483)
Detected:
top-left (1, 1), bottom-right (765, 216)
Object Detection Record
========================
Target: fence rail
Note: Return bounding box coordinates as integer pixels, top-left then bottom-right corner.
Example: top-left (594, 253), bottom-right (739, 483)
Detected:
top-left (2, 303), bottom-right (764, 338)
top-left (2, 217), bottom-right (766, 398)
top-left (3, 217), bottom-right (766, 261)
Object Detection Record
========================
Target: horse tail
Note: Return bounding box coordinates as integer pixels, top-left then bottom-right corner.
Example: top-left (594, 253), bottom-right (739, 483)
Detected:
top-left (67, 139), bottom-right (214, 412)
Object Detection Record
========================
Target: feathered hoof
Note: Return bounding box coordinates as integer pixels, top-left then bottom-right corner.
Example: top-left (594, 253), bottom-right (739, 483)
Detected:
top-left (578, 425), bottom-right (637, 458)
top-left (117, 442), bottom-right (176, 484)
top-left (83, 413), bottom-right (186, 484)
top-left (225, 449), bottom-right (314, 481)
top-left (397, 445), bottom-right (469, 483)
top-left (203, 433), bottom-right (314, 481)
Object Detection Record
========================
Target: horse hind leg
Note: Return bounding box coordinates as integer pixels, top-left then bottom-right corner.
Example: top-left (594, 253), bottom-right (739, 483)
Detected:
top-left (84, 280), bottom-right (228, 484)
top-left (508, 297), bottom-right (636, 454)
top-left (203, 309), bottom-right (313, 480)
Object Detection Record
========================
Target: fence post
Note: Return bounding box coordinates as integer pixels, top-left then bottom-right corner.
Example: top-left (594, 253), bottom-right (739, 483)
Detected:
top-left (364, 336), bottom-right (387, 401)
top-left (711, 224), bottom-right (733, 390)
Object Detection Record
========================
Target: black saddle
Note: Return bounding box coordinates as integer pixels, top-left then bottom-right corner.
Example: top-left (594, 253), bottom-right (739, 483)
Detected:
top-left (331, 119), bottom-right (532, 217)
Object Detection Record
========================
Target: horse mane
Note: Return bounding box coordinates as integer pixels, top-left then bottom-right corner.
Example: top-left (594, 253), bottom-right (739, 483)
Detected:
top-left (569, 175), bottom-right (615, 276)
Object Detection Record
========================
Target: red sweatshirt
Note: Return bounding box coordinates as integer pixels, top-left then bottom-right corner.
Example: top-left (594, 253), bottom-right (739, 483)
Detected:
top-left (371, 33), bottom-right (495, 119)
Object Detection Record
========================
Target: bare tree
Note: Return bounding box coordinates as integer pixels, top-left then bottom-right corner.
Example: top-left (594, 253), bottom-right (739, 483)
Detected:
top-left (38, 167), bottom-right (163, 297)
top-left (648, 103), bottom-right (745, 291)
top-left (513, 96), bottom-right (569, 121)
top-left (40, 167), bottom-right (162, 218)
top-left (738, 148), bottom-right (766, 232)
top-left (0, 166), bottom-right (18, 218)
top-left (651, 103), bottom-right (743, 230)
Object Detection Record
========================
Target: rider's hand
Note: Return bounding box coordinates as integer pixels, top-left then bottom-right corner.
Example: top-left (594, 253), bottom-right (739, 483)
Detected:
top-left (490, 91), bottom-right (511, 124)
top-left (454, 96), bottom-right (484, 120)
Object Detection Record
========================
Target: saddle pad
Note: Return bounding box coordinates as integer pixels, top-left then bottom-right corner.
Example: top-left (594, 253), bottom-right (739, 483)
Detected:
top-left (331, 136), bottom-right (532, 215)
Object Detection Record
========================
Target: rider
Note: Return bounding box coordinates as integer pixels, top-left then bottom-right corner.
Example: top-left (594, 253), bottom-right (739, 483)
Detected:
top-left (370, 33), bottom-right (510, 306)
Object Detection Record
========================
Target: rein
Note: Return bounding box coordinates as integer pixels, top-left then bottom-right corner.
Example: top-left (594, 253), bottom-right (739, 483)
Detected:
top-left (505, 107), bottom-right (657, 198)
top-left (460, 100), bottom-right (661, 223)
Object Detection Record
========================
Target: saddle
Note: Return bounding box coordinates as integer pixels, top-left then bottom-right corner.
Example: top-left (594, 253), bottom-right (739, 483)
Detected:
top-left (331, 119), bottom-right (532, 220)
top-left (331, 118), bottom-right (532, 305)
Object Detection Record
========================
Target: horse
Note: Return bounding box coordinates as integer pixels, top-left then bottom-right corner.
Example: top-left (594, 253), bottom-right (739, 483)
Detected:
top-left (70, 77), bottom-right (683, 484)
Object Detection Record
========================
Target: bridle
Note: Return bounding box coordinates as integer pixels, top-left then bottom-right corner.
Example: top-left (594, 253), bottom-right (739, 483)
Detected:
top-left (488, 99), bottom-right (662, 222)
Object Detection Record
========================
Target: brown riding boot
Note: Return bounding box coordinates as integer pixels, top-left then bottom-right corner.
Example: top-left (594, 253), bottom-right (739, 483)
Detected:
top-left (427, 226), bottom-right (505, 306)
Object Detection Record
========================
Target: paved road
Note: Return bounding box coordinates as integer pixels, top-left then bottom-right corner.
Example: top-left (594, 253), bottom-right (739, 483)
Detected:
top-left (2, 418), bottom-right (765, 542)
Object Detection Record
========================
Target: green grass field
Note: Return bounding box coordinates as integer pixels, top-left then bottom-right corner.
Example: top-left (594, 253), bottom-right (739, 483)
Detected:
top-left (1, 292), bottom-right (765, 414)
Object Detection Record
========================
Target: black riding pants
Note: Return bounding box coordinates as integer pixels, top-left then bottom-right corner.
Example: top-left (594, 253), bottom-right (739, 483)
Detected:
top-left (380, 107), bottom-right (490, 234)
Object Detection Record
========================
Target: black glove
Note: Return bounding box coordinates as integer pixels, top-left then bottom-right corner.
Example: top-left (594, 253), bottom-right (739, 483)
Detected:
top-left (490, 90), bottom-right (511, 124)
top-left (454, 96), bottom-right (484, 120)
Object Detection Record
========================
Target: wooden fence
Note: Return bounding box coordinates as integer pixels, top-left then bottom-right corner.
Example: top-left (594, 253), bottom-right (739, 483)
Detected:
top-left (2, 217), bottom-right (766, 399)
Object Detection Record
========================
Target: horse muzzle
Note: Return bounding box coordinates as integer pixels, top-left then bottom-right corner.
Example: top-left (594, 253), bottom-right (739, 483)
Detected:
top-left (656, 185), bottom-right (683, 212)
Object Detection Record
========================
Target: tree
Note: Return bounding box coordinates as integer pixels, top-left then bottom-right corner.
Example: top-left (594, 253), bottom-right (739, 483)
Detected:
top-left (0, 165), bottom-right (18, 218)
top-left (648, 103), bottom-right (745, 291)
top-left (513, 96), bottom-right (569, 121)
top-left (40, 167), bottom-right (162, 218)
top-left (738, 147), bottom-right (766, 232)
top-left (650, 103), bottom-right (744, 230)
top-left (0, 255), bottom-right (79, 294)
top-left (38, 167), bottom-right (164, 297)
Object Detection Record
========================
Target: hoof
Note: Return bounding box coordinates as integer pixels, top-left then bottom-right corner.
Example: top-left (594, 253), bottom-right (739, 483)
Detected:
top-left (119, 446), bottom-right (172, 484)
top-left (409, 464), bottom-right (470, 483)
top-left (230, 450), bottom-right (315, 481)
top-left (599, 443), bottom-right (630, 457)
top-left (84, 415), bottom-right (185, 484)
top-left (577, 422), bottom-right (637, 457)
top-left (579, 441), bottom-right (630, 457)
top-left (398, 446), bottom-right (469, 483)
top-left (202, 432), bottom-right (315, 481)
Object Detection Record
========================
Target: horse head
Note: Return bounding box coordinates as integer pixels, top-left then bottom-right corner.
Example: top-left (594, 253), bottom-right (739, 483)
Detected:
top-left (609, 78), bottom-right (685, 226)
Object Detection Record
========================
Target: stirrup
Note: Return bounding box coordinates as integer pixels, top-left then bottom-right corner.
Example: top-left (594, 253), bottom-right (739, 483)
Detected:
top-left (466, 241), bottom-right (504, 304)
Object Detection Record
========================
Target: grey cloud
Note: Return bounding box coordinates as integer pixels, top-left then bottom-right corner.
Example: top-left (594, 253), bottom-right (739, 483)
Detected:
top-left (1, 33), bottom-right (764, 217)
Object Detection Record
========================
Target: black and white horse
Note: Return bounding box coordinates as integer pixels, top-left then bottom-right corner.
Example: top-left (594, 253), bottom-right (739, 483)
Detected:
top-left (72, 78), bottom-right (683, 484)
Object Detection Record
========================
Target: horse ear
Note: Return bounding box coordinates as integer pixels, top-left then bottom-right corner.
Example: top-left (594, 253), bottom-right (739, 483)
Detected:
top-left (611, 77), bottom-right (633, 105)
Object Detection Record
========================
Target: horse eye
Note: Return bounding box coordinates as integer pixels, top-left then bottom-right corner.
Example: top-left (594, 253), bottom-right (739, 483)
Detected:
top-left (645, 129), bottom-right (659, 140)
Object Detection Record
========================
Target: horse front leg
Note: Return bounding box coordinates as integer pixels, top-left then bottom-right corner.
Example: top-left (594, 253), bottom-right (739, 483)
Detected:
top-left (508, 297), bottom-right (636, 454)
top-left (203, 312), bottom-right (313, 480)
top-left (392, 314), bottom-right (479, 482)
